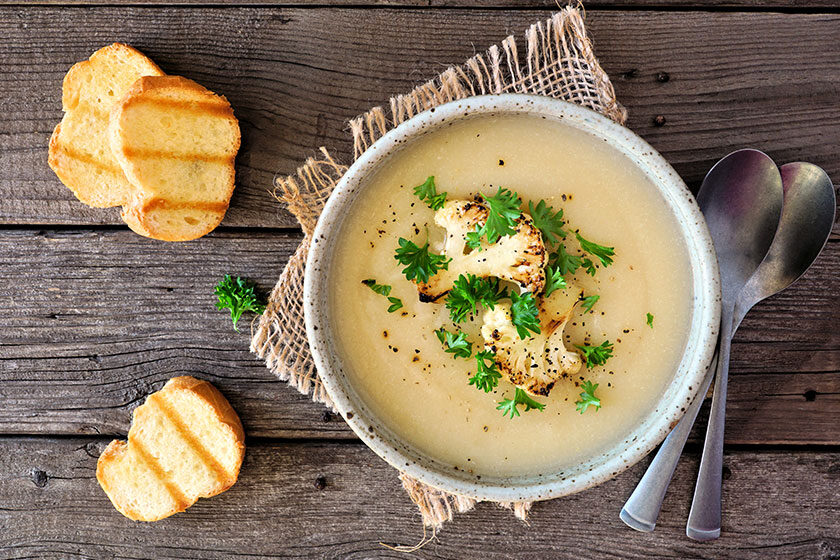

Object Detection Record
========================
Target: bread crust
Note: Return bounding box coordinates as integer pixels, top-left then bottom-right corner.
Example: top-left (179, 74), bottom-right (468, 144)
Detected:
top-left (96, 376), bottom-right (246, 521)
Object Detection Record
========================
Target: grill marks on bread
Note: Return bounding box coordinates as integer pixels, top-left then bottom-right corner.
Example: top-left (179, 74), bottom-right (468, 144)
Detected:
top-left (96, 376), bottom-right (245, 521)
top-left (109, 75), bottom-right (241, 241)
top-left (47, 43), bottom-right (164, 208)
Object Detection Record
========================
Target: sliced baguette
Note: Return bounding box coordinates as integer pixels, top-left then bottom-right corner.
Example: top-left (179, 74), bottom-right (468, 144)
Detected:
top-left (48, 43), bottom-right (164, 208)
top-left (109, 75), bottom-right (241, 241)
top-left (96, 376), bottom-right (245, 521)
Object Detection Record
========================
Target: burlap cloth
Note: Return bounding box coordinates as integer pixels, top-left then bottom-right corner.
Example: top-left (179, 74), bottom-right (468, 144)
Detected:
top-left (251, 7), bottom-right (627, 528)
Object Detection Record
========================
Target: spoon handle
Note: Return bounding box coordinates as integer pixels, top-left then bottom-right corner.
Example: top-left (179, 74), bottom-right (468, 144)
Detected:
top-left (619, 353), bottom-right (718, 532)
top-left (686, 315), bottom-right (733, 540)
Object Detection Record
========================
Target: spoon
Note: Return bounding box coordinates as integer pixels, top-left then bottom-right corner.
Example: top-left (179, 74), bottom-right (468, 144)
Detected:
top-left (687, 161), bottom-right (836, 540)
top-left (620, 160), bottom-right (835, 534)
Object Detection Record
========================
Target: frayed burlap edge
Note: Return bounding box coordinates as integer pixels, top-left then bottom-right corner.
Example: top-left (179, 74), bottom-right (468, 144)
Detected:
top-left (252, 7), bottom-right (626, 529)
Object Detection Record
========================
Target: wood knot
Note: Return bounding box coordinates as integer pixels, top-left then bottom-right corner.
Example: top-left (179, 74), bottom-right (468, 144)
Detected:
top-left (313, 476), bottom-right (327, 491)
top-left (804, 390), bottom-right (817, 401)
top-left (653, 115), bottom-right (667, 127)
top-left (30, 469), bottom-right (48, 488)
top-left (656, 72), bottom-right (670, 83)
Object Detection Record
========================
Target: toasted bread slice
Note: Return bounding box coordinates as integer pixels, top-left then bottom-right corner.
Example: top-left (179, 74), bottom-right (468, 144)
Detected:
top-left (109, 75), bottom-right (240, 241)
top-left (96, 376), bottom-right (245, 521)
top-left (48, 43), bottom-right (164, 208)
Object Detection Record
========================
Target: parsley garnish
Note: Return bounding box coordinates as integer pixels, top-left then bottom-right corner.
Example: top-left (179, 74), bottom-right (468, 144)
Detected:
top-left (497, 387), bottom-right (546, 419)
top-left (581, 257), bottom-right (597, 276)
top-left (544, 265), bottom-right (567, 297)
top-left (575, 340), bottom-right (614, 368)
top-left (362, 279), bottom-right (404, 313)
top-left (394, 238), bottom-right (451, 284)
top-left (646, 313), bottom-right (654, 328)
top-left (214, 275), bottom-right (266, 332)
top-left (550, 245), bottom-right (582, 276)
top-left (509, 291), bottom-right (541, 340)
top-left (580, 294), bottom-right (600, 314)
top-left (576, 232), bottom-right (615, 268)
top-left (467, 187), bottom-right (523, 247)
top-left (528, 200), bottom-right (566, 246)
top-left (575, 380), bottom-right (602, 414)
top-left (470, 350), bottom-right (503, 392)
top-left (435, 328), bottom-right (473, 359)
top-left (413, 176), bottom-right (447, 210)
top-left (445, 274), bottom-right (506, 323)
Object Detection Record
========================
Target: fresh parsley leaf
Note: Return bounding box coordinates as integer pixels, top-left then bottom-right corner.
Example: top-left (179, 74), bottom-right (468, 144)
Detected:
top-left (478, 187), bottom-right (522, 244)
top-left (413, 176), bottom-right (447, 210)
top-left (550, 245), bottom-right (582, 276)
top-left (394, 238), bottom-right (451, 284)
top-left (363, 279), bottom-right (403, 313)
top-left (465, 225), bottom-right (484, 252)
top-left (497, 387), bottom-right (546, 419)
top-left (646, 313), bottom-right (654, 328)
top-left (576, 232), bottom-right (615, 267)
top-left (509, 291), bottom-right (541, 340)
top-left (528, 200), bottom-right (566, 246)
top-left (575, 380), bottom-right (602, 414)
top-left (581, 257), bottom-right (597, 276)
top-left (445, 274), bottom-right (506, 323)
top-left (435, 328), bottom-right (473, 359)
top-left (580, 294), bottom-right (600, 314)
top-left (470, 350), bottom-right (502, 392)
top-left (387, 297), bottom-right (403, 313)
top-left (214, 275), bottom-right (266, 332)
top-left (361, 279), bottom-right (391, 296)
top-left (574, 340), bottom-right (614, 368)
top-left (544, 265), bottom-right (567, 297)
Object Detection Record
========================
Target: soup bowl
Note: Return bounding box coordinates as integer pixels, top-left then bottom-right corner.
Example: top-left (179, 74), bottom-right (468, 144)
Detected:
top-left (304, 94), bottom-right (720, 502)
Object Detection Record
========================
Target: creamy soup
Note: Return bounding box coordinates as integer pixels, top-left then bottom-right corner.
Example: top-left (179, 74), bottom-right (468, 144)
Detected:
top-left (329, 114), bottom-right (692, 478)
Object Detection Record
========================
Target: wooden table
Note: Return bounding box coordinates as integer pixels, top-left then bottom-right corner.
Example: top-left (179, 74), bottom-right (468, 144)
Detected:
top-left (2, 2), bottom-right (839, 558)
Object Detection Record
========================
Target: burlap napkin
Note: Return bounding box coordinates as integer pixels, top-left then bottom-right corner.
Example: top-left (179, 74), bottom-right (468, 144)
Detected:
top-left (251, 7), bottom-right (626, 528)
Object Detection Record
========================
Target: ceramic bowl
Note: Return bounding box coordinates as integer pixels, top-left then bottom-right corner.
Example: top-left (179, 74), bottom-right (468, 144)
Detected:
top-left (304, 94), bottom-right (721, 502)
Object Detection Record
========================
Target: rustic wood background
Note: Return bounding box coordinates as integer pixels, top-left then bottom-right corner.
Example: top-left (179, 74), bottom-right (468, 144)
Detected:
top-left (1, 2), bottom-right (839, 558)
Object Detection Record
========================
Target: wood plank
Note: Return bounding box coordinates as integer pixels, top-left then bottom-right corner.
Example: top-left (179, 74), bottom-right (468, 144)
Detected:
top-left (1, 8), bottom-right (839, 227)
top-left (1, 437), bottom-right (839, 558)
top-left (2, 229), bottom-right (838, 444)
top-left (4, 0), bottom-right (840, 9)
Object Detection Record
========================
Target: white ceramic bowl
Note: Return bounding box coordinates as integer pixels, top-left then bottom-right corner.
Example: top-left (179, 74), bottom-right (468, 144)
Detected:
top-left (304, 94), bottom-right (721, 502)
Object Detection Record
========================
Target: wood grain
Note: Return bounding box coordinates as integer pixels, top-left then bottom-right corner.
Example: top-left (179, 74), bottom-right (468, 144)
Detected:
top-left (2, 229), bottom-right (837, 444)
top-left (1, 437), bottom-right (839, 559)
top-left (1, 8), bottom-right (839, 227)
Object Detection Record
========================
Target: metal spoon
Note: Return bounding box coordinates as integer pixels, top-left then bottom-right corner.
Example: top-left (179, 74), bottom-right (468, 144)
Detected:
top-left (687, 161), bottom-right (836, 540)
top-left (620, 159), bottom-right (835, 534)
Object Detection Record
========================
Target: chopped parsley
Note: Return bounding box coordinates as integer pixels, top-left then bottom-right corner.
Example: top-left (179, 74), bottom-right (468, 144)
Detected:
top-left (467, 187), bottom-right (523, 247)
top-left (646, 313), bottom-right (654, 328)
top-left (470, 350), bottom-right (503, 392)
top-left (580, 294), bottom-right (600, 314)
top-left (576, 232), bottom-right (615, 268)
top-left (509, 291), bottom-right (541, 340)
top-left (544, 265), bottom-right (567, 297)
top-left (575, 380), bottom-right (602, 414)
top-left (435, 328), bottom-right (473, 359)
top-left (362, 279), bottom-right (403, 313)
top-left (528, 199), bottom-right (566, 246)
top-left (214, 275), bottom-right (266, 332)
top-left (413, 176), bottom-right (447, 210)
top-left (393, 238), bottom-right (451, 284)
top-left (550, 245), bottom-right (582, 276)
top-left (445, 274), bottom-right (506, 323)
top-left (497, 387), bottom-right (546, 419)
top-left (575, 340), bottom-right (614, 368)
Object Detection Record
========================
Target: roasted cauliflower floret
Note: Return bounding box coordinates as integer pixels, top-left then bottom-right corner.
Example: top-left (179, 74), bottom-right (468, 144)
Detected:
top-left (481, 284), bottom-right (583, 396)
top-left (417, 200), bottom-right (546, 300)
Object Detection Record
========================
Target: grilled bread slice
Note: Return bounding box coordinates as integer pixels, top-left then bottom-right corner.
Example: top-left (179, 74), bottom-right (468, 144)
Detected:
top-left (48, 43), bottom-right (164, 208)
top-left (96, 376), bottom-right (245, 521)
top-left (109, 75), bottom-right (241, 241)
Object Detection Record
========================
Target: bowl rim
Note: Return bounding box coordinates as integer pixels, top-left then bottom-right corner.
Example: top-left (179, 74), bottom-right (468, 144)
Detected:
top-left (304, 93), bottom-right (721, 502)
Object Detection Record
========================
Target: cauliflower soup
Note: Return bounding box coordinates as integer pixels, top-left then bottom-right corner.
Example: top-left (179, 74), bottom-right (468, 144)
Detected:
top-left (328, 113), bottom-right (692, 478)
